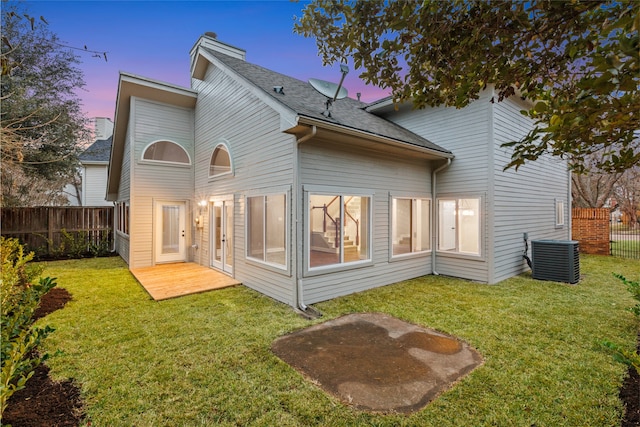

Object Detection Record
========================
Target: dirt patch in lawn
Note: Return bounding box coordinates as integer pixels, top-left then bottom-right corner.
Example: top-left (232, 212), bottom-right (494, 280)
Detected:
top-left (3, 287), bottom-right (86, 427)
top-left (272, 313), bottom-right (483, 413)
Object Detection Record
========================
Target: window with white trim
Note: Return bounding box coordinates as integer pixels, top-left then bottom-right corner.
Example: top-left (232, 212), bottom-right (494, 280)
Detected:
top-left (309, 193), bottom-right (370, 268)
top-left (117, 201), bottom-right (129, 236)
top-left (209, 144), bottom-right (232, 177)
top-left (246, 194), bottom-right (287, 268)
top-left (141, 140), bottom-right (190, 164)
top-left (392, 197), bottom-right (430, 256)
top-left (438, 197), bottom-right (481, 255)
top-left (555, 199), bottom-right (565, 227)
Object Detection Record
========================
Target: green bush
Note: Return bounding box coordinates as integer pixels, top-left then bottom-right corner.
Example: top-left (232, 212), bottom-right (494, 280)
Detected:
top-left (33, 229), bottom-right (113, 260)
top-left (60, 229), bottom-right (86, 259)
top-left (88, 229), bottom-right (112, 258)
top-left (616, 274), bottom-right (640, 317)
top-left (0, 237), bottom-right (57, 415)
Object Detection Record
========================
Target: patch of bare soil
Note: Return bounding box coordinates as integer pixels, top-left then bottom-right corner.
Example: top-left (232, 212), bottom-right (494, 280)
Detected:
top-left (3, 288), bottom-right (86, 427)
top-left (33, 287), bottom-right (72, 320)
top-left (621, 367), bottom-right (640, 427)
top-left (2, 363), bottom-right (84, 427)
top-left (272, 313), bottom-right (483, 413)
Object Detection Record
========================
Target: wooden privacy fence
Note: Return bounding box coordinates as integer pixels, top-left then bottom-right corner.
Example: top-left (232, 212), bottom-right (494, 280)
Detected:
top-left (1, 206), bottom-right (114, 259)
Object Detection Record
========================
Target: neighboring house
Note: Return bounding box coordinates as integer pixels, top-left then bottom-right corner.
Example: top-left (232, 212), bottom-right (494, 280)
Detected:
top-left (79, 136), bottom-right (113, 206)
top-left (63, 118), bottom-right (115, 206)
top-left (107, 34), bottom-right (571, 309)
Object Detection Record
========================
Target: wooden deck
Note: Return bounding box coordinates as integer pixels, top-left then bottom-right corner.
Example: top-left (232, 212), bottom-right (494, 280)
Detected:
top-left (131, 263), bottom-right (241, 301)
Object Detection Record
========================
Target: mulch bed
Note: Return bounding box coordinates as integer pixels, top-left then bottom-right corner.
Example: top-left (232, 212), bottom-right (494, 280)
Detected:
top-left (2, 288), bottom-right (639, 425)
top-left (2, 288), bottom-right (86, 427)
top-left (620, 332), bottom-right (640, 427)
top-left (33, 288), bottom-right (74, 321)
top-left (2, 363), bottom-right (85, 427)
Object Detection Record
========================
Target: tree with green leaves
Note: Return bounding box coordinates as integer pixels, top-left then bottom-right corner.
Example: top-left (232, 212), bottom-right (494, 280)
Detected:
top-left (1, 3), bottom-right (88, 206)
top-left (295, 0), bottom-right (639, 174)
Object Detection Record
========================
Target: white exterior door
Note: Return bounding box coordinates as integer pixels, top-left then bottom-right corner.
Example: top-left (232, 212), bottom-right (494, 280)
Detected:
top-left (155, 201), bottom-right (187, 263)
top-left (211, 199), bottom-right (233, 274)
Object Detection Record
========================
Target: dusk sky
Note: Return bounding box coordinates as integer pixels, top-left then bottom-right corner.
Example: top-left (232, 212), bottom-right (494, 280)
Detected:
top-left (25, 1), bottom-right (390, 121)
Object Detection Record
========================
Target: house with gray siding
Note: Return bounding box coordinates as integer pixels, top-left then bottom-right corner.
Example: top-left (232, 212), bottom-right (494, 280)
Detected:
top-left (78, 136), bottom-right (113, 207)
top-left (107, 34), bottom-right (571, 310)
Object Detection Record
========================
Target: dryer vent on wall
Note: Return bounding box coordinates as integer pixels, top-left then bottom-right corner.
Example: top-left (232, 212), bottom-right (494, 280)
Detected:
top-left (531, 240), bottom-right (580, 284)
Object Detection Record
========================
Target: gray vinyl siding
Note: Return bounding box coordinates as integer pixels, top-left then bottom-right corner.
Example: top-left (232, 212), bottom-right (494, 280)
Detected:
top-left (491, 94), bottom-right (570, 283)
top-left (82, 164), bottom-right (111, 206)
top-left (383, 91), bottom-right (570, 284)
top-left (299, 139), bottom-right (433, 304)
top-left (115, 121), bottom-right (133, 264)
top-left (382, 93), bottom-right (492, 283)
top-left (129, 97), bottom-right (195, 269)
top-left (118, 120), bottom-right (132, 200)
top-left (192, 66), bottom-right (297, 305)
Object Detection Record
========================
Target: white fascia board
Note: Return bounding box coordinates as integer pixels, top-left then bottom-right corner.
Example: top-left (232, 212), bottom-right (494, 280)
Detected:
top-left (294, 116), bottom-right (454, 159)
top-left (189, 35), bottom-right (246, 62)
top-left (80, 161), bottom-right (109, 166)
top-left (366, 85), bottom-right (534, 114)
top-left (364, 97), bottom-right (395, 113)
top-left (119, 72), bottom-right (198, 105)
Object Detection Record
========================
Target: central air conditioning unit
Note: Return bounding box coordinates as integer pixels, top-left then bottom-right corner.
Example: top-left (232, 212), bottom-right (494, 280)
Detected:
top-left (531, 240), bottom-right (580, 284)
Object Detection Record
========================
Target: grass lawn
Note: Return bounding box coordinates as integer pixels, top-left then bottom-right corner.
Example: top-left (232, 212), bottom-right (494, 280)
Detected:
top-left (38, 255), bottom-right (639, 426)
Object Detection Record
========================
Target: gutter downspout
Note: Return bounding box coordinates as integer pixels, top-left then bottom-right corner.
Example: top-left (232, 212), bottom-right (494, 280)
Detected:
top-left (296, 125), bottom-right (316, 145)
top-left (111, 201), bottom-right (117, 253)
top-left (294, 125), bottom-right (321, 318)
top-left (431, 158), bottom-right (452, 276)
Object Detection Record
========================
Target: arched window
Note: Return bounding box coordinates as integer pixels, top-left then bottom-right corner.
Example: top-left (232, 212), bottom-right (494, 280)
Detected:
top-left (142, 140), bottom-right (190, 165)
top-left (209, 143), bottom-right (233, 177)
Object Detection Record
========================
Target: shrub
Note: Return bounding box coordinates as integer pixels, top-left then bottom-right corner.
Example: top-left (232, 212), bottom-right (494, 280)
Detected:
top-left (32, 229), bottom-right (113, 260)
top-left (88, 229), bottom-right (112, 257)
top-left (0, 237), bottom-right (57, 415)
top-left (61, 229), bottom-right (83, 258)
top-left (616, 274), bottom-right (640, 318)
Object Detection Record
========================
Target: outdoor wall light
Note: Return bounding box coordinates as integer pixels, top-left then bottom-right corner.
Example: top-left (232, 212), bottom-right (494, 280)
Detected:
top-left (195, 200), bottom-right (207, 229)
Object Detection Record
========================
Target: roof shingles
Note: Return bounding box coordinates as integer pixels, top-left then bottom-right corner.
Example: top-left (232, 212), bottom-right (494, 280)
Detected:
top-left (205, 48), bottom-right (451, 156)
top-left (79, 137), bottom-right (112, 163)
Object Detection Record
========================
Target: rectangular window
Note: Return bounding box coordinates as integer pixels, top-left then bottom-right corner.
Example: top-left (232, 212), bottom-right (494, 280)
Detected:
top-left (392, 198), bottom-right (430, 256)
top-left (246, 194), bottom-right (287, 268)
top-left (555, 199), bottom-right (565, 227)
top-left (438, 197), bottom-right (480, 255)
top-left (309, 194), bottom-right (370, 269)
top-left (117, 202), bottom-right (129, 236)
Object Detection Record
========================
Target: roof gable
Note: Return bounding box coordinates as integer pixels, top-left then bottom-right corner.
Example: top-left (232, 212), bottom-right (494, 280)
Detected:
top-left (107, 73), bottom-right (198, 201)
